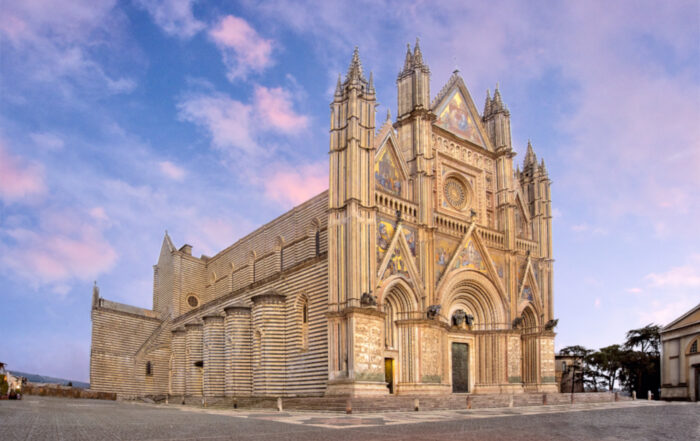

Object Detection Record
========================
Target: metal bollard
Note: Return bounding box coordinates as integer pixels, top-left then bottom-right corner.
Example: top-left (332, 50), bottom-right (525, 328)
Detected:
top-left (466, 395), bottom-right (472, 409)
top-left (632, 390), bottom-right (636, 400)
top-left (647, 390), bottom-right (652, 400)
top-left (277, 397), bottom-right (283, 411)
top-left (414, 398), bottom-right (420, 411)
top-left (233, 398), bottom-right (238, 409)
top-left (543, 393), bottom-right (548, 405)
top-left (346, 398), bottom-right (352, 414)
top-left (509, 395), bottom-right (514, 408)
top-left (614, 392), bottom-right (619, 402)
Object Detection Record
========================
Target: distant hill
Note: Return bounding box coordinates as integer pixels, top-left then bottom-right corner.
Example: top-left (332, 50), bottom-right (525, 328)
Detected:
top-left (8, 371), bottom-right (90, 389)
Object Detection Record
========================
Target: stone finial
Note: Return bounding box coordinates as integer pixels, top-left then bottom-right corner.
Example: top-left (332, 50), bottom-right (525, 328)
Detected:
top-left (386, 108), bottom-right (391, 122)
top-left (484, 89), bottom-right (492, 116)
top-left (335, 73), bottom-right (342, 96)
top-left (345, 46), bottom-right (366, 83)
top-left (92, 281), bottom-right (100, 308)
top-left (524, 140), bottom-right (537, 166)
top-left (368, 71), bottom-right (374, 92)
top-left (540, 158), bottom-right (548, 175)
top-left (402, 43), bottom-right (413, 73)
top-left (413, 37), bottom-right (423, 65)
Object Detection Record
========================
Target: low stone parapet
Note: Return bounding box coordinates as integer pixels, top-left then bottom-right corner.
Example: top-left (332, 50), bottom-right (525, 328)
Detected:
top-left (23, 383), bottom-right (116, 400)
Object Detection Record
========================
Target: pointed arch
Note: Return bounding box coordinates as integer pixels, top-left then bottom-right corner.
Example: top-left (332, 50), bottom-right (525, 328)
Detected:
top-left (377, 224), bottom-right (424, 300)
top-left (438, 269), bottom-right (508, 329)
top-left (517, 257), bottom-right (543, 318)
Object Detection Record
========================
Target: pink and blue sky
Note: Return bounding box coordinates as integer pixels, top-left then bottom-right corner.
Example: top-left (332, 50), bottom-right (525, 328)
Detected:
top-left (1, 1), bottom-right (698, 382)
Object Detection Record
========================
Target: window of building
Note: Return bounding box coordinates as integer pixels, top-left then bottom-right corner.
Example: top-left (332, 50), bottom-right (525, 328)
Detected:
top-left (300, 296), bottom-right (309, 351)
top-left (187, 295), bottom-right (199, 308)
top-left (315, 229), bottom-right (321, 256)
top-left (145, 361), bottom-right (152, 376)
top-left (690, 340), bottom-right (698, 354)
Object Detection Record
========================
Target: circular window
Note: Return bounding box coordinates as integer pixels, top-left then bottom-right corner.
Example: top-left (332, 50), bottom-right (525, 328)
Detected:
top-left (444, 177), bottom-right (469, 210)
top-left (187, 295), bottom-right (199, 308)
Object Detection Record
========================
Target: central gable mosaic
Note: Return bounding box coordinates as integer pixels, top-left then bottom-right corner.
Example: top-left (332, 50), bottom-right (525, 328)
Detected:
top-left (375, 146), bottom-right (403, 196)
top-left (436, 89), bottom-right (485, 147)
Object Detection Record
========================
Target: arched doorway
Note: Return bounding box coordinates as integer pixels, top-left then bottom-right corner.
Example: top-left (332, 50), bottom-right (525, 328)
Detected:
top-left (439, 270), bottom-right (508, 393)
top-left (520, 306), bottom-right (540, 385)
top-left (381, 280), bottom-right (420, 393)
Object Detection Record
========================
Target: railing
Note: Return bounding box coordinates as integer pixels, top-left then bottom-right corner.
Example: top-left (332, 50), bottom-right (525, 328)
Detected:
top-left (516, 238), bottom-right (538, 254)
top-left (434, 214), bottom-right (470, 236)
top-left (375, 192), bottom-right (418, 223)
top-left (476, 226), bottom-right (505, 248)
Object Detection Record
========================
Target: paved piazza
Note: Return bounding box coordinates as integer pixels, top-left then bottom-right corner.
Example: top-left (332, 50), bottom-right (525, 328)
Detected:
top-left (1, 396), bottom-right (698, 440)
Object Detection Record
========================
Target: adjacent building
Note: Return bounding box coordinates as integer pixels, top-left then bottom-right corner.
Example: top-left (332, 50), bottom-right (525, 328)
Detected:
top-left (660, 303), bottom-right (700, 401)
top-left (90, 43), bottom-right (556, 399)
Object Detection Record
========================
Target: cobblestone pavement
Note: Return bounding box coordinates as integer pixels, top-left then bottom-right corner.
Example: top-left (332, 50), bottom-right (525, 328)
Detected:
top-left (1, 396), bottom-right (698, 440)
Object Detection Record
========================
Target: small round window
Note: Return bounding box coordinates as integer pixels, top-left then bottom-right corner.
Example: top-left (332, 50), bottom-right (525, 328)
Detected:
top-left (187, 295), bottom-right (199, 308)
top-left (444, 177), bottom-right (469, 210)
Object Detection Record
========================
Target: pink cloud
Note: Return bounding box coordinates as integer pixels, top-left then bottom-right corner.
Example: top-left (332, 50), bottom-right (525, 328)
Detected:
top-left (254, 86), bottom-right (309, 133)
top-left (209, 15), bottom-right (273, 80)
top-left (263, 162), bottom-right (328, 207)
top-left (0, 141), bottom-right (46, 203)
top-left (645, 254), bottom-right (700, 288)
top-left (158, 160), bottom-right (186, 180)
top-left (2, 220), bottom-right (117, 285)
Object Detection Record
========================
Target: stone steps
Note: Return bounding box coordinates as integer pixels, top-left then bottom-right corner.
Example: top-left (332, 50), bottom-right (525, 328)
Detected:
top-left (173, 392), bottom-right (628, 413)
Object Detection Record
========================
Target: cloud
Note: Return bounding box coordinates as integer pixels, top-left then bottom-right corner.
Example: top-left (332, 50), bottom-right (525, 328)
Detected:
top-left (30, 132), bottom-right (64, 151)
top-left (209, 15), bottom-right (273, 80)
top-left (1, 0), bottom-right (137, 100)
top-left (626, 288), bottom-right (643, 294)
top-left (178, 92), bottom-right (258, 154)
top-left (135, 0), bottom-right (204, 38)
top-left (158, 160), bottom-right (186, 180)
top-left (253, 86), bottom-right (309, 133)
top-left (178, 86), bottom-right (309, 157)
top-left (1, 213), bottom-right (118, 286)
top-left (644, 254), bottom-right (700, 288)
top-left (263, 161), bottom-right (328, 207)
top-left (0, 141), bottom-right (46, 203)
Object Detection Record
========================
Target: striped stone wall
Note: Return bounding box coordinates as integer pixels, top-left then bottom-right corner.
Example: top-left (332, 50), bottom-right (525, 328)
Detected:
top-left (171, 328), bottom-right (186, 395)
top-left (202, 315), bottom-right (225, 397)
top-left (185, 323), bottom-right (203, 396)
top-left (252, 293), bottom-right (287, 396)
top-left (224, 306), bottom-right (252, 396)
top-left (90, 304), bottom-right (161, 397)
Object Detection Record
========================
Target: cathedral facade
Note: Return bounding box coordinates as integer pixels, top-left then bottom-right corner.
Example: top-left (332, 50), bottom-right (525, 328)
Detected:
top-left (90, 43), bottom-right (556, 400)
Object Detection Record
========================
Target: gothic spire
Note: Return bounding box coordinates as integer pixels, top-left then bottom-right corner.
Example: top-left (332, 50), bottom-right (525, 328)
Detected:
top-left (335, 73), bottom-right (342, 96)
top-left (484, 89), bottom-right (492, 116)
top-left (403, 43), bottom-right (413, 73)
top-left (345, 46), bottom-right (366, 84)
top-left (386, 108), bottom-right (391, 122)
top-left (368, 71), bottom-right (374, 92)
top-left (413, 37), bottom-right (423, 65)
top-left (524, 140), bottom-right (537, 166)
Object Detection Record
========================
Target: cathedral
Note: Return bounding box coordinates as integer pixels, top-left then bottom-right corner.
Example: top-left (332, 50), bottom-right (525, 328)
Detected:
top-left (90, 43), bottom-right (556, 400)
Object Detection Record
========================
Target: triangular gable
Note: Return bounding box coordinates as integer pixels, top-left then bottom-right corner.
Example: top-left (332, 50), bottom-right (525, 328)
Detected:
top-left (377, 215), bottom-right (397, 264)
top-left (432, 73), bottom-right (493, 150)
top-left (517, 257), bottom-right (542, 313)
top-left (375, 132), bottom-right (409, 197)
top-left (514, 191), bottom-right (531, 224)
top-left (434, 235), bottom-right (460, 284)
top-left (663, 303), bottom-right (700, 331)
top-left (436, 224), bottom-right (506, 296)
top-left (377, 224), bottom-right (423, 294)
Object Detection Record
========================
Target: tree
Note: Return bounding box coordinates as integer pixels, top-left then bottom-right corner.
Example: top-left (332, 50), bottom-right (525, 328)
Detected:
top-left (559, 345), bottom-right (600, 391)
top-left (588, 345), bottom-right (624, 391)
top-left (619, 324), bottom-right (661, 398)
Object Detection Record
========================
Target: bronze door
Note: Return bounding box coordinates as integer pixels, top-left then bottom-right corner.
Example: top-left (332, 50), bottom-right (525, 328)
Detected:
top-left (385, 358), bottom-right (394, 394)
top-left (452, 342), bottom-right (469, 393)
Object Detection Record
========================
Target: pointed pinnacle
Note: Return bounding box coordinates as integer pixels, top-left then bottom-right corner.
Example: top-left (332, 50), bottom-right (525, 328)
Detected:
top-left (413, 37), bottom-right (423, 64)
top-left (335, 73), bottom-right (342, 95)
top-left (484, 89), bottom-right (492, 115)
top-left (386, 108), bottom-right (392, 122)
top-left (369, 71), bottom-right (374, 90)
top-left (346, 46), bottom-right (365, 82)
top-left (525, 140), bottom-right (536, 165)
top-left (403, 43), bottom-right (413, 72)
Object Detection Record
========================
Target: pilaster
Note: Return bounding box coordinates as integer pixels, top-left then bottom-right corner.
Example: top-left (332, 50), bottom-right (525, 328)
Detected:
top-left (202, 315), bottom-right (225, 401)
top-left (185, 323), bottom-right (203, 397)
top-left (224, 306), bottom-right (252, 397)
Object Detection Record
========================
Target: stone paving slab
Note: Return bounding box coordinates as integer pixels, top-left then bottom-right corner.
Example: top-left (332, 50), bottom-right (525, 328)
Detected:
top-left (168, 399), bottom-right (675, 429)
top-left (2, 396), bottom-right (698, 440)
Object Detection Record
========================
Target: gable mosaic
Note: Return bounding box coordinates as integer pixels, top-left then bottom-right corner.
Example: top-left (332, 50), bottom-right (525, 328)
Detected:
top-left (90, 43), bottom-right (556, 401)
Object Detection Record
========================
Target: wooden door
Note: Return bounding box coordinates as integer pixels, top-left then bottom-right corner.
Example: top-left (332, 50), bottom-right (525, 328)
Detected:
top-left (385, 358), bottom-right (394, 394)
